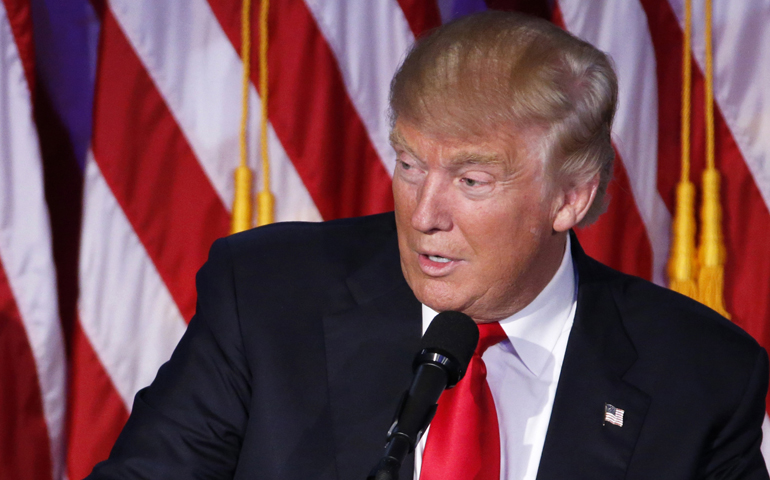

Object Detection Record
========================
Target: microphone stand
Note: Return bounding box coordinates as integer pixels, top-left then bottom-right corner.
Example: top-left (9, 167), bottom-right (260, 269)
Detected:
top-left (367, 355), bottom-right (451, 480)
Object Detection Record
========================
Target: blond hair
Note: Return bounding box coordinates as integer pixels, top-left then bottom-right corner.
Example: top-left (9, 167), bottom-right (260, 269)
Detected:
top-left (389, 12), bottom-right (618, 225)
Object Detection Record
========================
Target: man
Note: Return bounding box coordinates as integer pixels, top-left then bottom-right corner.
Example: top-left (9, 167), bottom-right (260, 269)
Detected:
top-left (88, 12), bottom-right (768, 480)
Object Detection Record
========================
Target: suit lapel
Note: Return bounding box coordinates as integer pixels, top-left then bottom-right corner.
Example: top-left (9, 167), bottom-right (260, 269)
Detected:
top-left (536, 236), bottom-right (651, 480)
top-left (323, 234), bottom-right (422, 480)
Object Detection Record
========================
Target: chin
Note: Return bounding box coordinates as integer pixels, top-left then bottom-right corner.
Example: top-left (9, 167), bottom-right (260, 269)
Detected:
top-left (412, 281), bottom-right (468, 313)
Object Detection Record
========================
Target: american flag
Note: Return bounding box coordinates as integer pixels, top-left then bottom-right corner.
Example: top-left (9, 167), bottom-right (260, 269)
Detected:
top-left (604, 404), bottom-right (625, 428)
top-left (1, 0), bottom-right (769, 478)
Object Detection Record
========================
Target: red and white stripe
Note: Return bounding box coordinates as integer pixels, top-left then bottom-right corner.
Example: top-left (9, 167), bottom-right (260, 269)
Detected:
top-left (107, 0), bottom-right (321, 223)
top-left (0, 0), bottom-right (66, 479)
top-left (670, 0), bottom-right (770, 208)
top-left (304, 0), bottom-right (417, 175)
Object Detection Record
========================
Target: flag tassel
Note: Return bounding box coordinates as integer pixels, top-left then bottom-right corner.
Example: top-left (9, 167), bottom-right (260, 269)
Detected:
top-left (695, 0), bottom-right (730, 318)
top-left (697, 169), bottom-right (730, 318)
top-left (256, 0), bottom-right (274, 225)
top-left (667, 0), bottom-right (698, 300)
top-left (256, 190), bottom-right (274, 226)
top-left (231, 165), bottom-right (254, 234)
top-left (230, 0), bottom-right (256, 234)
top-left (668, 180), bottom-right (698, 299)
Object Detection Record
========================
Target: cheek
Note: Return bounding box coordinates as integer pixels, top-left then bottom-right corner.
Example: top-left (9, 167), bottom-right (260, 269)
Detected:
top-left (393, 203), bottom-right (413, 243)
top-left (392, 177), bottom-right (415, 213)
top-left (461, 203), bottom-right (546, 266)
top-left (458, 202), bottom-right (521, 247)
top-left (393, 180), bottom-right (419, 270)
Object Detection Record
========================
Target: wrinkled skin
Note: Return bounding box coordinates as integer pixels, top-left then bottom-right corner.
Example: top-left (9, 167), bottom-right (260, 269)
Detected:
top-left (391, 120), bottom-right (597, 323)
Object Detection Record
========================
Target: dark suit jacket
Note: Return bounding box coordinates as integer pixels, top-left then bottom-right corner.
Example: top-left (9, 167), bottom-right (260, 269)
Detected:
top-left (89, 212), bottom-right (769, 479)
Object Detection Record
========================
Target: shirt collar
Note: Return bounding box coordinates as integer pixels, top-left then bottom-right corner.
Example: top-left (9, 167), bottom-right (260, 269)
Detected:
top-left (422, 235), bottom-right (577, 377)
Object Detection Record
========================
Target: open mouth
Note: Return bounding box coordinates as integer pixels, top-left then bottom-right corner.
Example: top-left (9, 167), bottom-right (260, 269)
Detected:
top-left (418, 253), bottom-right (460, 275)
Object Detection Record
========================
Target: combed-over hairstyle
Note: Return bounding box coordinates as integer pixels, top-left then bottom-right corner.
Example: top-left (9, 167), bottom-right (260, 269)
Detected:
top-left (389, 12), bottom-right (618, 226)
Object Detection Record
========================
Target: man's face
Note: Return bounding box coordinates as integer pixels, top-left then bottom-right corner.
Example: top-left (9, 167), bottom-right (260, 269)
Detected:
top-left (392, 120), bottom-right (567, 323)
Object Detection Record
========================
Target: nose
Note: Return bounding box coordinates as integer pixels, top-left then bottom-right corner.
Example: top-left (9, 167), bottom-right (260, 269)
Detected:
top-left (411, 174), bottom-right (452, 233)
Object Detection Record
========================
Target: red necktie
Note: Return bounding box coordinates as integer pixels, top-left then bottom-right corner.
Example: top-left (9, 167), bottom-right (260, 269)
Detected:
top-left (420, 321), bottom-right (508, 480)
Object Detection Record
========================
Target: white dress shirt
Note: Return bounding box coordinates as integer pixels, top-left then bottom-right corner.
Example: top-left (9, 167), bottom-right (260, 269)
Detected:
top-left (414, 236), bottom-right (578, 480)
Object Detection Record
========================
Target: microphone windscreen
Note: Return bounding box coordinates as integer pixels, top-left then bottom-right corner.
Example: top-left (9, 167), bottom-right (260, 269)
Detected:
top-left (419, 311), bottom-right (479, 372)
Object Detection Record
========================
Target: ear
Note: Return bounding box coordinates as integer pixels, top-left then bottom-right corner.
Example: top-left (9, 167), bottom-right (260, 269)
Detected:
top-left (551, 173), bottom-right (600, 232)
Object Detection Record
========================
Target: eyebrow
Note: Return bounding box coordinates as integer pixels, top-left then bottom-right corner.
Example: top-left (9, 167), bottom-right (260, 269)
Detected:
top-left (446, 152), bottom-right (505, 168)
top-left (389, 129), bottom-right (425, 168)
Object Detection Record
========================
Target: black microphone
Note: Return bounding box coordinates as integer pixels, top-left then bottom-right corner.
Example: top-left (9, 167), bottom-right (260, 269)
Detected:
top-left (367, 311), bottom-right (479, 480)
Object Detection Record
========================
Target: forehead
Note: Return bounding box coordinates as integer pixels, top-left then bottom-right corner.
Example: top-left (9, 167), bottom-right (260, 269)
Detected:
top-left (390, 119), bottom-right (543, 171)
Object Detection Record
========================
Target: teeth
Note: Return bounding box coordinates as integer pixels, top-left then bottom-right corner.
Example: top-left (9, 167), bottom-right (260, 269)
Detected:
top-left (428, 255), bottom-right (451, 263)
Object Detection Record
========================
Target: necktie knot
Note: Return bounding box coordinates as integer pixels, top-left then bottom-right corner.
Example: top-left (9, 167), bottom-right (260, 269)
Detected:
top-left (475, 321), bottom-right (507, 356)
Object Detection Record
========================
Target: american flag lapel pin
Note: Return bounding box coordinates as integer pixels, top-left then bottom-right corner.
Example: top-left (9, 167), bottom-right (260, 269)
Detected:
top-left (604, 403), bottom-right (624, 427)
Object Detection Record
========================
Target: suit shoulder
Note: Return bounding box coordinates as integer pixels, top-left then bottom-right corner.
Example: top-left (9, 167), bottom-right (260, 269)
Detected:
top-left (592, 259), bottom-right (763, 368)
top-left (203, 212), bottom-right (397, 288)
top-left (221, 212), bottom-right (395, 255)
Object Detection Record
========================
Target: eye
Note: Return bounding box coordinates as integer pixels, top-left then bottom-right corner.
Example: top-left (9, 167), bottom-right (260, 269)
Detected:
top-left (397, 160), bottom-right (419, 176)
top-left (460, 177), bottom-right (487, 187)
top-left (456, 172), bottom-right (496, 197)
top-left (395, 158), bottom-right (425, 184)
